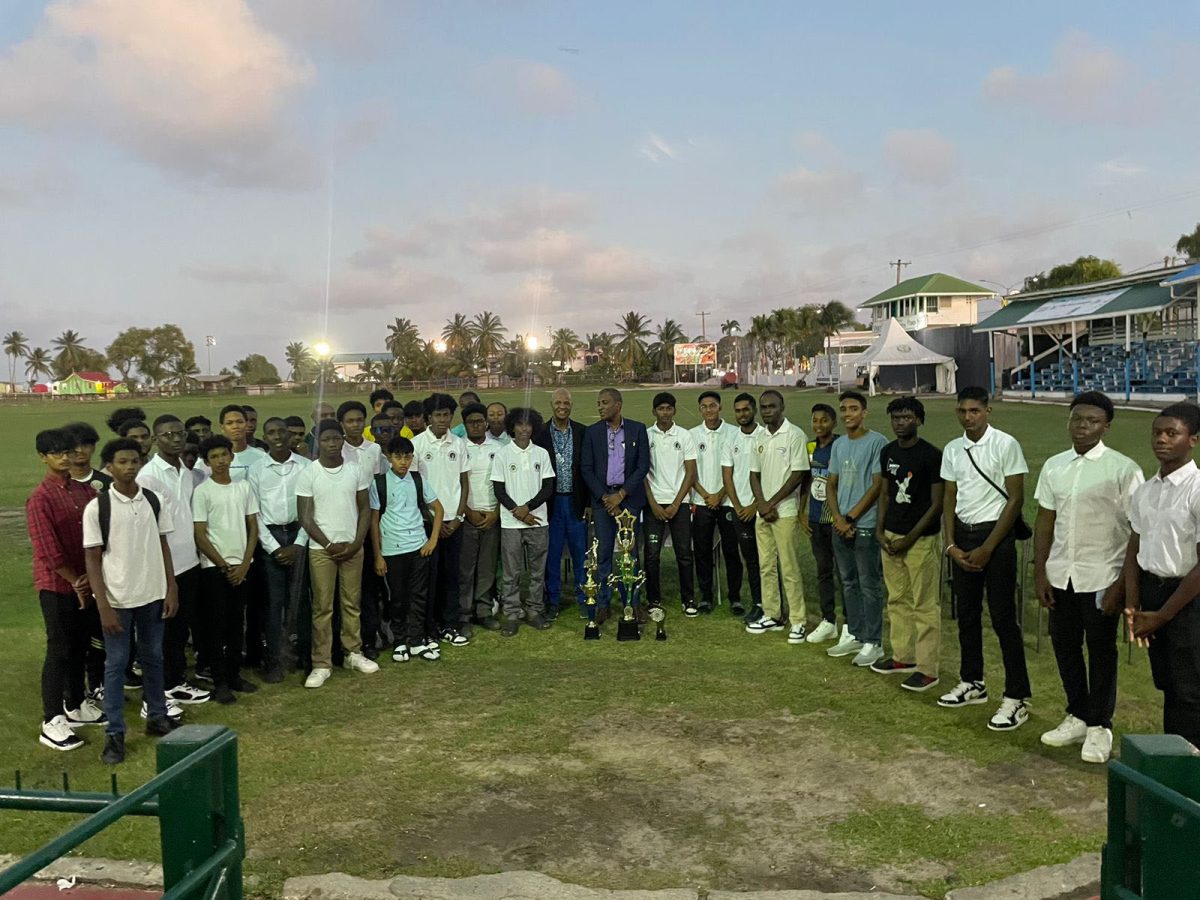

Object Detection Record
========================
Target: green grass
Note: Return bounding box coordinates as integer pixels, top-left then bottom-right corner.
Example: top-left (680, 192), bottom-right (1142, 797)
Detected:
top-left (0, 388), bottom-right (1169, 897)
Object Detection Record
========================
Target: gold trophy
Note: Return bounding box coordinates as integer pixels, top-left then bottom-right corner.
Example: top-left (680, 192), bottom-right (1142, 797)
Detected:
top-left (582, 538), bottom-right (601, 641)
top-left (607, 508), bottom-right (646, 642)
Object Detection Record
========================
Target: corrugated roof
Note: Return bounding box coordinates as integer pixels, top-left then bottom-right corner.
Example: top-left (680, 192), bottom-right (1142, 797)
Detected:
top-left (859, 273), bottom-right (993, 309)
top-left (974, 282), bottom-right (1174, 332)
top-left (1163, 262), bottom-right (1200, 287)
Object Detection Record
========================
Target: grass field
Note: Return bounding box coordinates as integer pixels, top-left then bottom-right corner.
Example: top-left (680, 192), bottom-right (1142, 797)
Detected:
top-left (0, 387), bottom-right (1171, 898)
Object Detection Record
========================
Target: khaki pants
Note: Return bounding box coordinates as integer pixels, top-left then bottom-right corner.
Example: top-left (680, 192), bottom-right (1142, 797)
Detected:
top-left (309, 546), bottom-right (364, 669)
top-left (881, 531), bottom-right (940, 675)
top-left (755, 514), bottom-right (805, 624)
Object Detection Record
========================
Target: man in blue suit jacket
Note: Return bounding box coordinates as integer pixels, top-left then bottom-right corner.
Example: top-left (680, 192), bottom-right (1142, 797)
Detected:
top-left (581, 387), bottom-right (651, 620)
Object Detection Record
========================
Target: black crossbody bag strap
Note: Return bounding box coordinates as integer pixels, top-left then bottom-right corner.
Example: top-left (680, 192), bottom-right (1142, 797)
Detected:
top-left (963, 446), bottom-right (1008, 501)
top-left (963, 446), bottom-right (1030, 540)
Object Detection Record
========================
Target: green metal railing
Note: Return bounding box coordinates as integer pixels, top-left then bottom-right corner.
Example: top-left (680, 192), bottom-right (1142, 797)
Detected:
top-left (0, 725), bottom-right (243, 900)
top-left (1102, 734), bottom-right (1200, 900)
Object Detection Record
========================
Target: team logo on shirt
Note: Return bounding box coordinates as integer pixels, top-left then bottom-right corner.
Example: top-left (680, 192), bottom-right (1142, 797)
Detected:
top-left (448, 451), bottom-right (457, 460)
top-left (424, 452), bottom-right (433, 461)
top-left (698, 442), bottom-right (707, 452)
top-left (488, 452), bottom-right (495, 460)
top-left (534, 462), bottom-right (541, 472)
top-left (756, 445), bottom-right (764, 454)
top-left (510, 464), bottom-right (517, 471)
top-left (673, 441), bottom-right (681, 450)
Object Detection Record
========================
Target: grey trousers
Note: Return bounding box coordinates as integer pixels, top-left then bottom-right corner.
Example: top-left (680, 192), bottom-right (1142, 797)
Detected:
top-left (459, 518), bottom-right (501, 619)
top-left (500, 526), bottom-right (549, 619)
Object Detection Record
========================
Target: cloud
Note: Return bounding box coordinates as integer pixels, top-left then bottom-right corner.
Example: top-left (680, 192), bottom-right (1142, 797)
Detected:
top-left (637, 132), bottom-right (678, 164)
top-left (981, 31), bottom-right (1155, 125)
top-left (467, 190), bottom-right (591, 240)
top-left (327, 267), bottom-right (465, 313)
top-left (883, 128), bottom-right (958, 186)
top-left (468, 228), bottom-right (591, 273)
top-left (350, 222), bottom-right (449, 269)
top-left (251, 0), bottom-right (382, 59)
top-left (0, 166), bottom-right (73, 207)
top-left (558, 246), bottom-right (665, 294)
top-left (0, 0), bottom-right (317, 187)
top-left (773, 166), bottom-right (865, 212)
top-left (1097, 158), bottom-right (1147, 178)
top-left (480, 59), bottom-right (581, 117)
top-left (179, 263), bottom-right (287, 284)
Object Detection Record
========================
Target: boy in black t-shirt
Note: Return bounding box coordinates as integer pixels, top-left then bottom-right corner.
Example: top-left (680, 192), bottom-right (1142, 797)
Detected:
top-left (873, 397), bottom-right (944, 692)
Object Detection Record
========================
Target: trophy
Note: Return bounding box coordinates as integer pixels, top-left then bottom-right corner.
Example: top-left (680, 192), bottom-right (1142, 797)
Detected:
top-left (607, 509), bottom-right (646, 642)
top-left (650, 605), bottom-right (667, 641)
top-left (581, 538), bottom-right (601, 641)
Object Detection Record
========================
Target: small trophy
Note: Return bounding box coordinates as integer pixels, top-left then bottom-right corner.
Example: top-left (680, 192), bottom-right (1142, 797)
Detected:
top-left (650, 605), bottom-right (667, 641)
top-left (607, 509), bottom-right (645, 642)
top-left (581, 538), bottom-right (601, 641)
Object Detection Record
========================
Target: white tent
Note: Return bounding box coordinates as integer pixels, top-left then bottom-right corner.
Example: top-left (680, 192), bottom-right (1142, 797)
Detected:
top-left (856, 318), bottom-right (958, 396)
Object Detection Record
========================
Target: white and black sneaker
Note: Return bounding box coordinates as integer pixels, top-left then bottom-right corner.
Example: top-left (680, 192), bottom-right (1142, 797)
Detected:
top-left (64, 697), bottom-right (107, 727)
top-left (140, 698), bottom-right (184, 721)
top-left (442, 629), bottom-right (470, 647)
top-left (411, 641), bottom-right (440, 661)
top-left (787, 623), bottom-right (807, 644)
top-left (937, 680), bottom-right (988, 708)
top-left (745, 617), bottom-right (785, 634)
top-left (987, 698), bottom-right (1030, 732)
top-left (683, 602), bottom-right (700, 618)
top-left (40, 715), bottom-right (84, 751)
top-left (392, 643), bottom-right (411, 662)
top-left (166, 682), bottom-right (211, 705)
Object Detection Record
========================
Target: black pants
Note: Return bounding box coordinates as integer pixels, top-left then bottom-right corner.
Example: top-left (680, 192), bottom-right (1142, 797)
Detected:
top-left (809, 521), bottom-right (839, 623)
top-left (199, 568), bottom-right (247, 689)
top-left (950, 520), bottom-right (1031, 699)
top-left (644, 506), bottom-right (694, 606)
top-left (243, 547), bottom-right (268, 667)
top-left (1140, 572), bottom-right (1200, 749)
top-left (384, 551), bottom-right (431, 646)
top-left (82, 603), bottom-right (105, 694)
top-left (693, 506), bottom-right (743, 609)
top-left (360, 550), bottom-right (387, 653)
top-left (40, 590), bottom-right (87, 721)
top-left (1049, 583), bottom-right (1119, 728)
top-left (163, 566), bottom-right (200, 688)
top-left (430, 527), bottom-right (464, 631)
top-left (731, 513), bottom-right (762, 608)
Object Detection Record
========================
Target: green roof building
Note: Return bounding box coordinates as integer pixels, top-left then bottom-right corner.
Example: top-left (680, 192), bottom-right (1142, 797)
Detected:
top-left (859, 273), bottom-right (994, 332)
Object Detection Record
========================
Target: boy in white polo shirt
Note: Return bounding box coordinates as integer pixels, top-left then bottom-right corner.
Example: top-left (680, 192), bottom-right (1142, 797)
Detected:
top-left (297, 419), bottom-right (378, 688)
top-left (644, 392), bottom-right (698, 615)
top-left (83, 438), bottom-right (178, 765)
top-left (458, 402), bottom-right (502, 630)
top-left (691, 391), bottom-right (741, 616)
top-left (193, 435), bottom-right (261, 705)
top-left (492, 408), bottom-right (556, 636)
top-left (747, 390), bottom-right (811, 640)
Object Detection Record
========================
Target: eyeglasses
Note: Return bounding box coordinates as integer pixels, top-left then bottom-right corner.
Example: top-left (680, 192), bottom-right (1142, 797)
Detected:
top-left (158, 429), bottom-right (186, 439)
top-left (45, 450), bottom-right (70, 458)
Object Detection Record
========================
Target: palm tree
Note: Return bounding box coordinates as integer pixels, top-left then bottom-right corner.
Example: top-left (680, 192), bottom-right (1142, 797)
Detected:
top-left (355, 358), bottom-right (382, 383)
top-left (648, 318), bottom-right (686, 371)
top-left (3, 330), bottom-right (29, 392)
top-left (385, 317), bottom-right (420, 358)
top-left (746, 313), bottom-right (774, 373)
top-left (51, 329), bottom-right (91, 375)
top-left (442, 314), bottom-right (474, 357)
top-left (470, 311), bottom-right (507, 366)
top-left (613, 312), bottom-right (652, 375)
top-left (163, 358), bottom-right (200, 389)
top-left (549, 327), bottom-right (582, 369)
top-left (25, 347), bottom-right (54, 386)
top-left (817, 301), bottom-right (857, 338)
top-left (721, 319), bottom-right (740, 338)
top-left (284, 341), bottom-right (314, 382)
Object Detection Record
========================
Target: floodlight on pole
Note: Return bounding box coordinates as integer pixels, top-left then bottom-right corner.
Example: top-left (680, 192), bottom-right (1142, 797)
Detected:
top-left (526, 335), bottom-right (539, 352)
top-left (433, 339), bottom-right (447, 354)
top-left (313, 341), bottom-right (331, 359)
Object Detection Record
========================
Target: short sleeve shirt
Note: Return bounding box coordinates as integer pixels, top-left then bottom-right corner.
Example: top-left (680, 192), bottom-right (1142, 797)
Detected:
top-left (828, 430), bottom-right (888, 530)
top-left (647, 423), bottom-right (698, 505)
top-left (748, 418), bottom-right (810, 518)
top-left (880, 438), bottom-right (943, 536)
top-left (230, 445), bottom-right (267, 482)
top-left (721, 425), bottom-right (765, 509)
top-left (343, 439), bottom-right (384, 477)
top-left (296, 459), bottom-right (371, 545)
top-left (192, 479), bottom-right (258, 568)
top-left (690, 421), bottom-right (732, 504)
top-left (1128, 460), bottom-right (1200, 579)
top-left (82, 489), bottom-right (172, 609)
top-left (413, 429), bottom-right (469, 516)
top-left (370, 470), bottom-right (438, 555)
top-left (941, 426), bottom-right (1029, 525)
top-left (491, 441), bottom-right (553, 529)
top-left (807, 437), bottom-right (838, 523)
top-left (463, 438), bottom-right (499, 512)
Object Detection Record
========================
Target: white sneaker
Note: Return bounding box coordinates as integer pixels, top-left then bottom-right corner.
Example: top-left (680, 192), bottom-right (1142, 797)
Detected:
top-left (304, 667), bottom-right (332, 689)
top-left (88, 686), bottom-right (105, 703)
top-left (805, 620), bottom-right (838, 643)
top-left (1081, 726), bottom-right (1113, 763)
top-left (852, 642), bottom-right (884, 667)
top-left (166, 682), bottom-right (211, 704)
top-left (40, 715), bottom-right (84, 751)
top-left (140, 699), bottom-right (183, 721)
top-left (411, 642), bottom-right (440, 661)
top-left (344, 652), bottom-right (380, 674)
top-left (392, 644), bottom-right (411, 662)
top-left (826, 626), bottom-right (862, 658)
top-left (745, 617), bottom-right (785, 634)
top-left (937, 680), bottom-right (988, 707)
top-left (787, 624), bottom-right (807, 644)
top-left (987, 697), bottom-right (1029, 732)
top-left (64, 697), bottom-right (106, 727)
top-left (1040, 714), bottom-right (1088, 748)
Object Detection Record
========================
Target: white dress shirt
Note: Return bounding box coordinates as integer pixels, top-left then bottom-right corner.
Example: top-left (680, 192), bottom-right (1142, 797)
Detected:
top-left (1129, 460), bottom-right (1200, 579)
top-left (247, 452), bottom-right (311, 553)
top-left (343, 438), bottom-right (384, 477)
top-left (941, 425), bottom-right (1028, 525)
top-left (748, 418), bottom-right (810, 518)
top-left (1034, 441), bottom-right (1144, 592)
top-left (647, 422), bottom-right (697, 505)
top-left (721, 424), bottom-right (766, 509)
top-left (137, 453), bottom-right (200, 574)
top-left (690, 420), bottom-right (733, 505)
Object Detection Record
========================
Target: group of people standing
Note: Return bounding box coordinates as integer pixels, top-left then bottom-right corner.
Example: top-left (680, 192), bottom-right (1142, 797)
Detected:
top-left (26, 384), bottom-right (1200, 766)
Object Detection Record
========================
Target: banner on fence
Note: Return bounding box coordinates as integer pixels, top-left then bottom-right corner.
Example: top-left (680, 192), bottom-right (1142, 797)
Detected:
top-left (673, 343), bottom-right (717, 366)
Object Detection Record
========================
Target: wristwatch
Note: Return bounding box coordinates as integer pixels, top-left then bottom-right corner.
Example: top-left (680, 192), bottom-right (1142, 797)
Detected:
top-left (844, 514), bottom-right (857, 526)
top-left (455, 513), bottom-right (465, 523)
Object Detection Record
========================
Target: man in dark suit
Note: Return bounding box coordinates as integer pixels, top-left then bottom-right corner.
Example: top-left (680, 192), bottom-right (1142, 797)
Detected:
top-left (534, 388), bottom-right (590, 621)
top-left (581, 387), bottom-right (651, 621)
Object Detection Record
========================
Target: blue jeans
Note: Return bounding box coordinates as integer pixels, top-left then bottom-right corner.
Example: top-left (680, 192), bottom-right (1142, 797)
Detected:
top-left (261, 527), bottom-right (307, 670)
top-left (831, 529), bottom-right (885, 645)
top-left (546, 495), bottom-right (587, 609)
top-left (103, 600), bottom-right (167, 736)
top-left (592, 502), bottom-right (642, 612)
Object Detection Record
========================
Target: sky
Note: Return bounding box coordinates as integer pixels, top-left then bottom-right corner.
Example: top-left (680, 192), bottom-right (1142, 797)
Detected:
top-left (2, 0), bottom-right (1198, 375)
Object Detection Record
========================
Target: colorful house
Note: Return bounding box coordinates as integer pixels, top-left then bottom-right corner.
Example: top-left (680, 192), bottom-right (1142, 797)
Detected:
top-left (53, 371), bottom-right (127, 396)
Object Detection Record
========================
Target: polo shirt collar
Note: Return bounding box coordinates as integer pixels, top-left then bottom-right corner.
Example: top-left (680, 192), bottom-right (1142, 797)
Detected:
top-left (962, 426), bottom-right (993, 449)
top-left (110, 487), bottom-right (144, 505)
top-left (1157, 459), bottom-right (1198, 484)
top-left (654, 422), bottom-right (679, 436)
top-left (1078, 441), bottom-right (1106, 461)
top-left (766, 418), bottom-right (794, 437)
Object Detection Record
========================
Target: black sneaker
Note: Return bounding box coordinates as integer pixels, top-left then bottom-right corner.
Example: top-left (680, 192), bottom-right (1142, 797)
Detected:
top-left (544, 606), bottom-right (560, 622)
top-left (527, 613), bottom-right (551, 630)
top-left (472, 615), bottom-right (501, 631)
top-left (362, 646), bottom-right (380, 662)
top-left (145, 716), bottom-right (178, 737)
top-left (100, 733), bottom-right (125, 765)
top-left (742, 605), bottom-right (763, 624)
top-left (231, 678), bottom-right (259, 694)
top-left (901, 673), bottom-right (940, 693)
top-left (212, 686), bottom-right (237, 705)
top-left (697, 602), bottom-right (714, 615)
top-left (500, 618), bottom-right (520, 637)
top-left (730, 601), bottom-right (746, 617)
top-left (262, 666), bottom-right (284, 684)
top-left (194, 666), bottom-right (213, 683)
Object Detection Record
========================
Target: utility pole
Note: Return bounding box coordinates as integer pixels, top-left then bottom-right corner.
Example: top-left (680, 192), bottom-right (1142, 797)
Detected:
top-left (205, 335), bottom-right (216, 374)
top-left (889, 259), bottom-right (911, 285)
top-left (697, 311), bottom-right (710, 341)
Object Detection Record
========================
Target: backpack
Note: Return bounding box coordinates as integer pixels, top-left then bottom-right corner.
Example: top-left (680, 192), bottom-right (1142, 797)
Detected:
top-left (374, 471), bottom-right (431, 534)
top-left (98, 488), bottom-right (161, 551)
